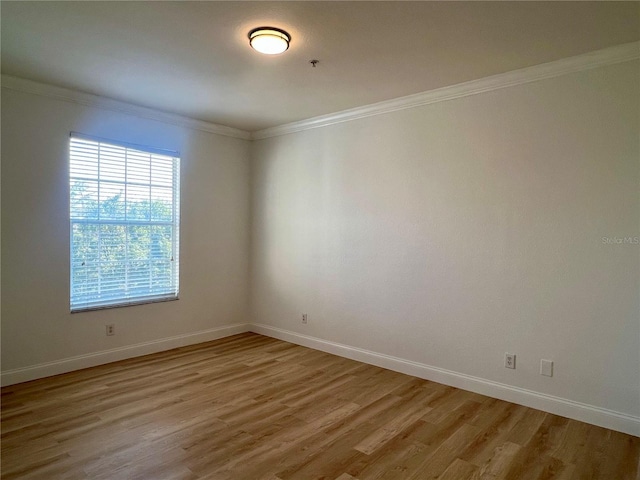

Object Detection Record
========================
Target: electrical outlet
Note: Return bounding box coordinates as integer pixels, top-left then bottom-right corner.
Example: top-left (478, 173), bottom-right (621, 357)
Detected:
top-left (505, 353), bottom-right (516, 369)
top-left (540, 359), bottom-right (553, 377)
top-left (106, 324), bottom-right (115, 336)
top-left (302, 314), bottom-right (308, 324)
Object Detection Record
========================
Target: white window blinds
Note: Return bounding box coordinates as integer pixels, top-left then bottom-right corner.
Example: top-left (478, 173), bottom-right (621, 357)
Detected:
top-left (69, 134), bottom-right (180, 312)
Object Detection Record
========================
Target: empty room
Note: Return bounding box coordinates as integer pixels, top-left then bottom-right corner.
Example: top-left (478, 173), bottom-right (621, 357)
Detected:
top-left (1, 1), bottom-right (639, 479)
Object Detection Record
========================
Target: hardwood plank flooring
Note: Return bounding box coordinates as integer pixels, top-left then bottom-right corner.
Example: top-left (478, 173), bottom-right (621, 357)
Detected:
top-left (1, 333), bottom-right (638, 479)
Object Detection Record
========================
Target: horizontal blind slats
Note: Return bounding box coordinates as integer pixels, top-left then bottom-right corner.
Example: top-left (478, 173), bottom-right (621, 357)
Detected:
top-left (69, 135), bottom-right (180, 312)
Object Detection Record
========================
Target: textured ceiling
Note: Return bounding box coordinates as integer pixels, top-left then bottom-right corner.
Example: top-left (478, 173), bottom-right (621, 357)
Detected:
top-left (2, 1), bottom-right (639, 132)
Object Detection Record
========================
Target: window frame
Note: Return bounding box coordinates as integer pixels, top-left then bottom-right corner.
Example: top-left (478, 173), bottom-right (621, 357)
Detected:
top-left (69, 133), bottom-right (181, 313)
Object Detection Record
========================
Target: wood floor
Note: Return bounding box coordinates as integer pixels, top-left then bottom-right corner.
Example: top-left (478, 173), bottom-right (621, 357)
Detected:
top-left (1, 333), bottom-right (638, 480)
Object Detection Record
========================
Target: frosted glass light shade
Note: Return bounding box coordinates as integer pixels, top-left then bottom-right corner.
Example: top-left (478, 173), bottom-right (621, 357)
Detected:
top-left (249, 27), bottom-right (290, 55)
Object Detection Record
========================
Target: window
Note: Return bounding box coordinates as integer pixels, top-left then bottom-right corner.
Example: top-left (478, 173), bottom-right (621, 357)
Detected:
top-left (69, 134), bottom-right (180, 312)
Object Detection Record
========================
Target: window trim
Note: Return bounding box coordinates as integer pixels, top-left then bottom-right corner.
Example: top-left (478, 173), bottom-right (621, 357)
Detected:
top-left (69, 133), bottom-right (181, 313)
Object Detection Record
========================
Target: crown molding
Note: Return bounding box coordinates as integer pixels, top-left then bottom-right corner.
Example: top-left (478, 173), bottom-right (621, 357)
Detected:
top-left (0, 75), bottom-right (251, 140)
top-left (251, 41), bottom-right (640, 140)
top-left (3, 41), bottom-right (638, 142)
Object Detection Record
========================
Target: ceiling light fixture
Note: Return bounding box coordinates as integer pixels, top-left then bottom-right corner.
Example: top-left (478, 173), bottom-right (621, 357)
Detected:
top-left (249, 27), bottom-right (290, 55)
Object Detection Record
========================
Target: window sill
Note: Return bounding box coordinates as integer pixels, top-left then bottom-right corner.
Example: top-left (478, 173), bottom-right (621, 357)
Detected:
top-left (71, 295), bottom-right (179, 313)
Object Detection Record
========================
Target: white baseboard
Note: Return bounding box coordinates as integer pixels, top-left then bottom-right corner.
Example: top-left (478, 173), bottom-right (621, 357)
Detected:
top-left (250, 323), bottom-right (640, 437)
top-left (3, 321), bottom-right (637, 436)
top-left (0, 323), bottom-right (250, 387)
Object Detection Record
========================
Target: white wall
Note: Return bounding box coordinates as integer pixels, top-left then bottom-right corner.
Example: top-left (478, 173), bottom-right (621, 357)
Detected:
top-left (250, 61), bottom-right (640, 427)
top-left (2, 58), bottom-right (638, 435)
top-left (1, 88), bottom-right (251, 377)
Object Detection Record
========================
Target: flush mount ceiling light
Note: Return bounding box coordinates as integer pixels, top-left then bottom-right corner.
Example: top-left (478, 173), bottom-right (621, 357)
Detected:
top-left (249, 27), bottom-right (290, 55)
